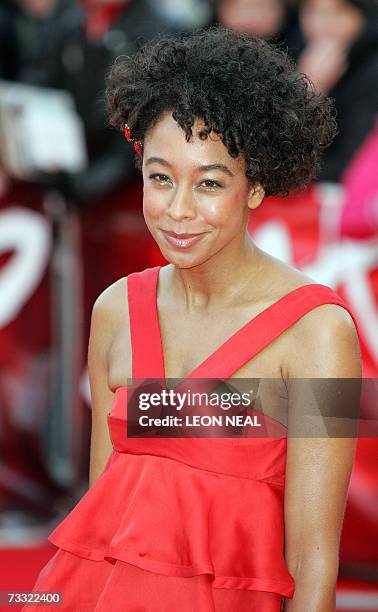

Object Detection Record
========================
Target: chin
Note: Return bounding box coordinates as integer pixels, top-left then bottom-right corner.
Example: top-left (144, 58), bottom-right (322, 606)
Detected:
top-left (160, 248), bottom-right (215, 271)
top-left (162, 253), bottom-right (200, 269)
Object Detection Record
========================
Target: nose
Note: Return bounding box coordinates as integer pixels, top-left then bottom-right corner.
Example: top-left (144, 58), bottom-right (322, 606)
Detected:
top-left (167, 185), bottom-right (196, 221)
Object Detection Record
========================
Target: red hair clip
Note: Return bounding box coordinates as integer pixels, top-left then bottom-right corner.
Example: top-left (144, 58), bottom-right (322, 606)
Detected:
top-left (123, 124), bottom-right (132, 142)
top-left (133, 140), bottom-right (142, 157)
top-left (123, 123), bottom-right (143, 158)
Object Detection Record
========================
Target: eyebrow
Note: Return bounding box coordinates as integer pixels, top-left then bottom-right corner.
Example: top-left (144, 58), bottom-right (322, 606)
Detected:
top-left (145, 157), bottom-right (234, 177)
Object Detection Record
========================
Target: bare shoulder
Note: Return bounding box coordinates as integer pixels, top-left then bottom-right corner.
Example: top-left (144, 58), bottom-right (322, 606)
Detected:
top-left (285, 284), bottom-right (361, 378)
top-left (91, 276), bottom-right (129, 327)
top-left (89, 276), bottom-right (129, 356)
top-left (260, 253), bottom-right (362, 377)
top-left (92, 275), bottom-right (129, 317)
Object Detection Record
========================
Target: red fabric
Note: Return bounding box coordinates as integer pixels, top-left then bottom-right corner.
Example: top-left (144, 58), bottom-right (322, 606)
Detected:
top-left (29, 550), bottom-right (283, 611)
top-left (24, 266), bottom-right (360, 611)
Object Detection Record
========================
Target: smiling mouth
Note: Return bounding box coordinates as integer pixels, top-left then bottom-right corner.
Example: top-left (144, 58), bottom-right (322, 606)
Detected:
top-left (160, 229), bottom-right (207, 249)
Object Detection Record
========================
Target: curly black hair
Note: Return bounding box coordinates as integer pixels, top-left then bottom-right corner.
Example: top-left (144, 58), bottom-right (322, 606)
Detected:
top-left (106, 26), bottom-right (337, 196)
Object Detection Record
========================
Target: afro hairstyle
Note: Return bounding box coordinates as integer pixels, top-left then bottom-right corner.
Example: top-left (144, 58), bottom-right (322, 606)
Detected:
top-left (106, 26), bottom-right (337, 196)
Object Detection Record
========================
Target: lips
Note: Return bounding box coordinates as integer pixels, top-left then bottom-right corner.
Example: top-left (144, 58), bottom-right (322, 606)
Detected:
top-left (163, 230), bottom-right (204, 239)
top-left (160, 229), bottom-right (207, 250)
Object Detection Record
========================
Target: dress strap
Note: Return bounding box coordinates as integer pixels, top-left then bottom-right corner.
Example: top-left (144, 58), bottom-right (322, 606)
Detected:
top-left (127, 266), bottom-right (164, 380)
top-left (189, 284), bottom-right (361, 380)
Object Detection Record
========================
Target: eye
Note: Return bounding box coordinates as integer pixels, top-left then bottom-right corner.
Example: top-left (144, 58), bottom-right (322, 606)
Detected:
top-left (201, 179), bottom-right (222, 190)
top-left (149, 173), bottom-right (171, 185)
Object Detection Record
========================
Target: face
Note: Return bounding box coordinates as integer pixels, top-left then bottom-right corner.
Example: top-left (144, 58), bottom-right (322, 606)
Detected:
top-left (142, 112), bottom-right (264, 269)
top-left (218, 0), bottom-right (285, 39)
top-left (300, 0), bottom-right (365, 44)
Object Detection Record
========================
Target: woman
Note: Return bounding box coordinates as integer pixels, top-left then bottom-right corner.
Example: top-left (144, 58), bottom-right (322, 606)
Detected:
top-left (24, 27), bottom-right (362, 612)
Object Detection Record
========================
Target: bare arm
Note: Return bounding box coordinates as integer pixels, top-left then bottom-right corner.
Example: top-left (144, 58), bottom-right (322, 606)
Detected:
top-left (283, 304), bottom-right (362, 612)
top-left (87, 277), bottom-right (128, 488)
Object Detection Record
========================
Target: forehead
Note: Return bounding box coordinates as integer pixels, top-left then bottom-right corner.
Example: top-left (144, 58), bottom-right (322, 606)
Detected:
top-left (143, 112), bottom-right (246, 173)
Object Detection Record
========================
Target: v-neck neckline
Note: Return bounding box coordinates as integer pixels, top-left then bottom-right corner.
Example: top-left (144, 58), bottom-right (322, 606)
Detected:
top-left (152, 265), bottom-right (320, 382)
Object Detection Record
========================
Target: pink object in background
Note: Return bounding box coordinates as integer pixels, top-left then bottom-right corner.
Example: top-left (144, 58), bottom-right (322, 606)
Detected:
top-left (340, 124), bottom-right (378, 239)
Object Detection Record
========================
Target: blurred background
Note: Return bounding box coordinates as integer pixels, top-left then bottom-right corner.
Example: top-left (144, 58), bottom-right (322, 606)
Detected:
top-left (0, 1), bottom-right (377, 610)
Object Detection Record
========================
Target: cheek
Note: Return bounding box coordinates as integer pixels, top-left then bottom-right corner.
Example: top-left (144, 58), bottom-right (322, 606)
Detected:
top-left (142, 187), bottom-right (167, 220)
top-left (199, 190), bottom-right (247, 228)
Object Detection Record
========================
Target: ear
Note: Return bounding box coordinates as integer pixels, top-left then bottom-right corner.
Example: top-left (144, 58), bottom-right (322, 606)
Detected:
top-left (248, 183), bottom-right (265, 210)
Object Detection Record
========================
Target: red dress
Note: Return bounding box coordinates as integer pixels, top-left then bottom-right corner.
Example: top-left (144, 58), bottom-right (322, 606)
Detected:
top-left (24, 266), bottom-right (359, 612)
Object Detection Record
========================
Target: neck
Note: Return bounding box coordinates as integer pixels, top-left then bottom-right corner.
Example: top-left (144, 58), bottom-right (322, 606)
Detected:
top-left (170, 232), bottom-right (264, 312)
